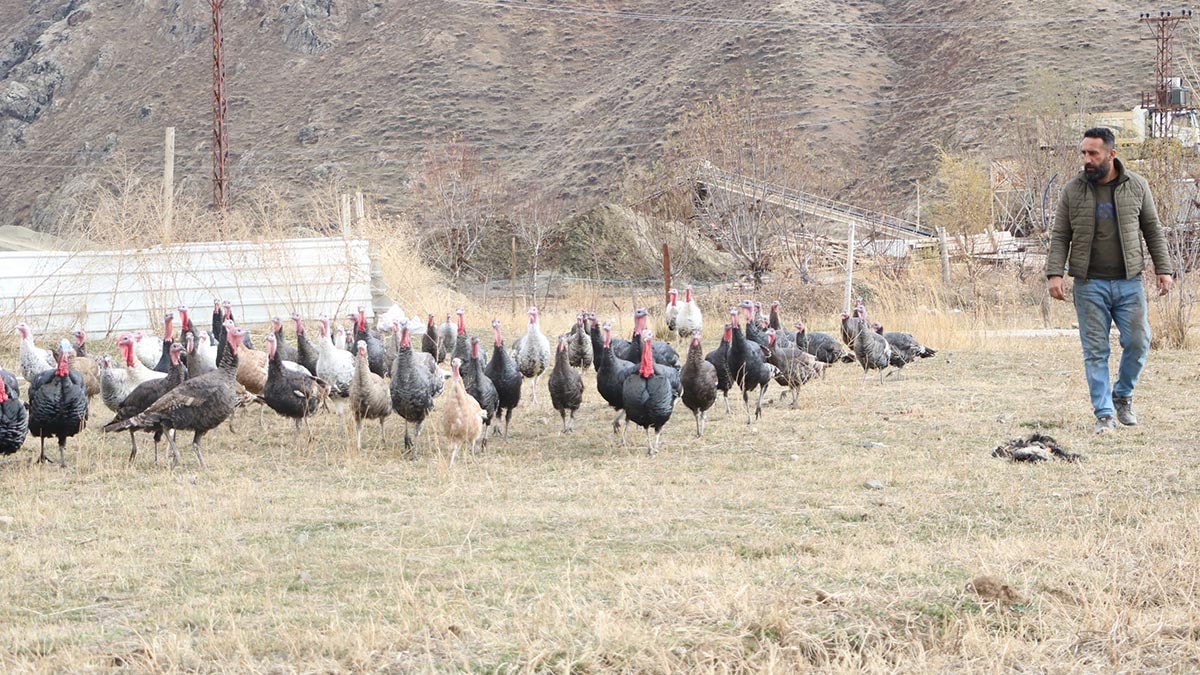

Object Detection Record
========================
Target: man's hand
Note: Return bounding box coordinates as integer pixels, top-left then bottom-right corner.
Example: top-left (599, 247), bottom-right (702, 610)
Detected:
top-left (1157, 273), bottom-right (1174, 296)
top-left (1047, 275), bottom-right (1066, 301)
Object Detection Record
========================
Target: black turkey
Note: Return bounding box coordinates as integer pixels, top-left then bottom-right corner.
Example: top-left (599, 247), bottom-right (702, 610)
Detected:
top-left (27, 340), bottom-right (89, 467)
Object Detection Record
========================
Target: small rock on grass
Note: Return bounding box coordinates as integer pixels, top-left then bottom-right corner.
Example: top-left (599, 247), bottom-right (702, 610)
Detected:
top-left (864, 479), bottom-right (884, 490)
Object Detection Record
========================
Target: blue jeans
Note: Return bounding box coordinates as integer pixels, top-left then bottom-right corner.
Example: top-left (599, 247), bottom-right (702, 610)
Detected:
top-left (1072, 277), bottom-right (1151, 419)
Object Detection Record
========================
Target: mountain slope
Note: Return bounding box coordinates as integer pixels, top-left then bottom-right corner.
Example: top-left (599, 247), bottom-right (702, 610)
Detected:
top-left (0, 0), bottom-right (1162, 228)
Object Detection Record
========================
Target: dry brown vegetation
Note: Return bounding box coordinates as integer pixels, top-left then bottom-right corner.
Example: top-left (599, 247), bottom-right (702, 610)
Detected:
top-left (4, 196), bottom-right (1200, 670)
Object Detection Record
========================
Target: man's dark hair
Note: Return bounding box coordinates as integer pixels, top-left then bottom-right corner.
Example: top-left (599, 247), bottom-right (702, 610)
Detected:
top-left (1083, 127), bottom-right (1116, 149)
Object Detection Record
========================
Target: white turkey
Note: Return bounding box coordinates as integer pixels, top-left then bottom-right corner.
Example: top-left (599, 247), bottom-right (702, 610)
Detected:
top-left (512, 306), bottom-right (551, 403)
top-left (316, 315), bottom-right (355, 416)
top-left (673, 284), bottom-right (703, 340)
top-left (664, 288), bottom-right (679, 332)
top-left (16, 321), bottom-right (55, 383)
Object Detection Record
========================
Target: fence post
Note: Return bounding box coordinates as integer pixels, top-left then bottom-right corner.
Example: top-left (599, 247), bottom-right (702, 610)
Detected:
top-left (662, 243), bottom-right (671, 305)
top-left (162, 127), bottom-right (175, 243)
top-left (510, 235), bottom-right (517, 316)
top-left (938, 227), bottom-right (952, 286)
top-left (843, 221), bottom-right (855, 313)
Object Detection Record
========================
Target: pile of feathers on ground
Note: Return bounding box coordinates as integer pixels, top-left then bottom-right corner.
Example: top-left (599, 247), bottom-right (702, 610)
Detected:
top-left (992, 433), bottom-right (1082, 463)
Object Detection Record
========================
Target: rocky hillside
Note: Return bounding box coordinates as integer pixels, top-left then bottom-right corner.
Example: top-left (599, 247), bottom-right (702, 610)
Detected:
top-left (0, 0), bottom-right (1163, 228)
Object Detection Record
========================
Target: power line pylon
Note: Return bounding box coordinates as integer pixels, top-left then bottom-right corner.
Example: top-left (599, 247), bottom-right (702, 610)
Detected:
top-left (1140, 9), bottom-right (1194, 140)
top-left (211, 0), bottom-right (229, 213)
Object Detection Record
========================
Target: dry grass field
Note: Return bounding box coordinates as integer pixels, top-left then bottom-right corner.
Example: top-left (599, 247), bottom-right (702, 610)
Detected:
top-left (3, 313), bottom-right (1199, 672)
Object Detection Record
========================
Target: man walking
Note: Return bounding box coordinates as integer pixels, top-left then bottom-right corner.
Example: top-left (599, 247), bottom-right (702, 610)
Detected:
top-left (1047, 127), bottom-right (1174, 434)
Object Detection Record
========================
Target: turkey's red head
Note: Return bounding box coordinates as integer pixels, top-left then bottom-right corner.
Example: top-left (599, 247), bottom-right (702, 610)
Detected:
top-left (450, 357), bottom-right (463, 382)
top-left (15, 322), bottom-right (31, 340)
top-left (426, 313), bottom-right (436, 330)
top-left (457, 307), bottom-right (467, 335)
top-left (668, 289), bottom-right (678, 306)
top-left (169, 341), bottom-right (185, 366)
top-left (118, 334), bottom-right (136, 367)
top-left (398, 320), bottom-right (411, 348)
top-left (767, 329), bottom-right (777, 347)
top-left (491, 319), bottom-right (503, 347)
top-left (0, 379), bottom-right (8, 404)
top-left (739, 300), bottom-right (754, 323)
top-left (356, 340), bottom-right (368, 358)
top-left (292, 313), bottom-right (305, 334)
top-left (178, 305), bottom-right (191, 330)
top-left (265, 332), bottom-right (277, 360)
top-left (272, 317), bottom-right (283, 333)
top-left (602, 322), bottom-right (613, 348)
top-left (527, 307), bottom-right (539, 326)
top-left (163, 312), bottom-right (175, 340)
top-left (357, 306), bottom-right (368, 332)
top-left (72, 330), bottom-right (86, 349)
top-left (633, 308), bottom-right (648, 334)
top-left (222, 301), bottom-right (233, 321)
top-left (684, 285), bottom-right (694, 302)
top-left (228, 328), bottom-right (246, 352)
top-left (470, 336), bottom-right (482, 360)
top-left (186, 333), bottom-right (195, 354)
top-left (55, 339), bottom-right (72, 376)
top-left (556, 335), bottom-right (568, 354)
top-left (638, 330), bottom-right (655, 378)
top-left (317, 314), bottom-right (331, 338)
top-left (723, 323), bottom-right (733, 342)
top-left (690, 330), bottom-right (702, 348)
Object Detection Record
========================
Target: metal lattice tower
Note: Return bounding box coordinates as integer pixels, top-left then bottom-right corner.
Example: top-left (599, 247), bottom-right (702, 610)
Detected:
top-left (211, 0), bottom-right (229, 212)
top-left (1139, 9), bottom-right (1194, 139)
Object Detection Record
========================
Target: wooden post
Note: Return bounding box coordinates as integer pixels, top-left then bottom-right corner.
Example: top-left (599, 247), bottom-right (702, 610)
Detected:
top-left (340, 194), bottom-right (352, 237)
top-left (662, 243), bottom-right (671, 305)
top-left (354, 189), bottom-right (365, 224)
top-left (843, 220), bottom-right (855, 313)
top-left (938, 227), bottom-right (952, 286)
top-left (510, 235), bottom-right (517, 316)
top-left (162, 127), bottom-right (175, 242)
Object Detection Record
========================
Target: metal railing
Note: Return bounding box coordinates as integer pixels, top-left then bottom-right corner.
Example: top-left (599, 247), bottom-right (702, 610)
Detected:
top-left (697, 164), bottom-right (937, 239)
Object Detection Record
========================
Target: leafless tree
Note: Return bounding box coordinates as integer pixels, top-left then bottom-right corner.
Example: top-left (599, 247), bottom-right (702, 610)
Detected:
top-left (410, 137), bottom-right (505, 286)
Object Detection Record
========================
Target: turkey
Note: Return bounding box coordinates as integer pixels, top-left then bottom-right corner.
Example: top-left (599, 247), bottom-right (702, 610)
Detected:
top-left (190, 331), bottom-right (218, 376)
top-left (107, 324), bottom-right (244, 469)
top-left (316, 315), bottom-right (355, 415)
top-left (437, 313), bottom-right (458, 364)
top-left (596, 322), bottom-right (638, 434)
top-left (271, 316), bottom-right (299, 364)
top-left (841, 302), bottom-right (868, 347)
top-left (450, 307), bottom-right (472, 366)
top-left (548, 335), bottom-right (584, 433)
top-left (152, 312), bottom-right (177, 373)
top-left (727, 308), bottom-right (774, 424)
top-left (226, 321), bottom-right (269, 397)
top-left (565, 313), bottom-right (594, 370)
top-left (442, 358), bottom-right (486, 466)
top-left (680, 330), bottom-right (718, 437)
top-left (177, 304), bottom-right (199, 351)
top-left (66, 330), bottom-right (101, 400)
top-left (765, 301), bottom-right (794, 347)
top-left (103, 341), bottom-right (188, 464)
top-left (352, 305), bottom-right (389, 378)
top-left (673, 285), bottom-right (703, 341)
top-left (16, 322), bottom-right (55, 384)
top-left (389, 320), bottom-right (436, 454)
top-left (213, 300), bottom-right (253, 350)
top-left (512, 306), bottom-right (552, 403)
top-left (626, 308), bottom-right (681, 370)
top-left (874, 323), bottom-right (938, 374)
top-left (852, 312), bottom-right (893, 384)
top-left (794, 322), bottom-right (855, 366)
top-left (704, 323), bottom-right (734, 415)
top-left (765, 329), bottom-right (823, 407)
top-left (590, 314), bottom-right (631, 368)
top-left (0, 368), bottom-right (28, 456)
top-left (483, 319), bottom-right (522, 439)
top-left (116, 332), bottom-right (167, 397)
top-left (292, 313), bottom-right (321, 376)
top-left (459, 336), bottom-right (499, 445)
top-left (664, 288), bottom-right (679, 333)
top-left (621, 330), bottom-right (677, 455)
top-left (99, 354), bottom-right (132, 414)
top-left (741, 301), bottom-right (770, 348)
top-left (27, 340), bottom-right (89, 467)
top-left (133, 329), bottom-right (163, 370)
top-left (350, 339), bottom-right (392, 451)
top-left (422, 313), bottom-right (447, 364)
top-left (262, 331), bottom-right (329, 440)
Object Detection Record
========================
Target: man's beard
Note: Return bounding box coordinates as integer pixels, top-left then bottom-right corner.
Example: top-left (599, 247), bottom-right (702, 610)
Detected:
top-left (1085, 159), bottom-right (1112, 181)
